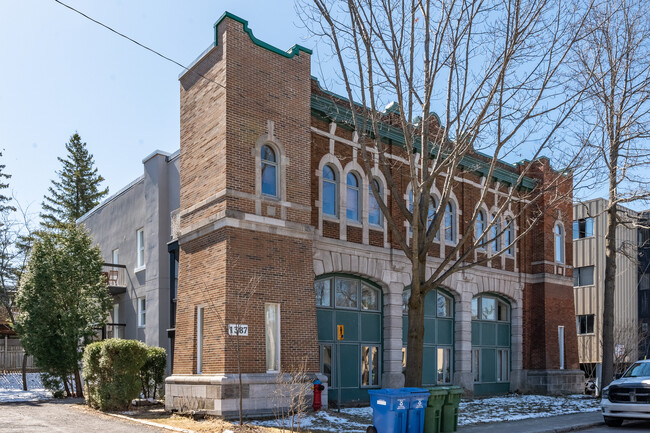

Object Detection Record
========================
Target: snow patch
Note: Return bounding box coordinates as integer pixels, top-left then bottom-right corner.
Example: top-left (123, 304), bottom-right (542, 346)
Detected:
top-left (0, 373), bottom-right (52, 403)
top-left (251, 394), bottom-right (601, 432)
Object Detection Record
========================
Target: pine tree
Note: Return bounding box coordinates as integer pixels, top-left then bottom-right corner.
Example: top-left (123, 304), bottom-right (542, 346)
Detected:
top-left (0, 152), bottom-right (15, 214)
top-left (40, 133), bottom-right (108, 230)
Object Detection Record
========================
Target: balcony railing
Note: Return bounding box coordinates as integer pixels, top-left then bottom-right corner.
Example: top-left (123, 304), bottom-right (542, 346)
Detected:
top-left (93, 323), bottom-right (126, 341)
top-left (101, 263), bottom-right (127, 295)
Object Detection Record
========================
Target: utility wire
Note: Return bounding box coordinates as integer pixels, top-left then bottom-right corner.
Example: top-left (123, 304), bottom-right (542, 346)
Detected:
top-left (53, 0), bottom-right (226, 90)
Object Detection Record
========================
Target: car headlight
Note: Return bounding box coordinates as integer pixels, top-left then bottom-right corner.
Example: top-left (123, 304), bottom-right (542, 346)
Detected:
top-left (602, 387), bottom-right (609, 400)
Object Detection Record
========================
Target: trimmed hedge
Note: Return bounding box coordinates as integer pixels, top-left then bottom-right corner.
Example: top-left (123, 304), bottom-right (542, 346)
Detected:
top-left (140, 346), bottom-right (166, 399)
top-left (83, 339), bottom-right (151, 411)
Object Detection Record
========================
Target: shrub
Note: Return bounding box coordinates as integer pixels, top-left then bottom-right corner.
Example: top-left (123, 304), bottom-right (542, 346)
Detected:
top-left (140, 346), bottom-right (167, 399)
top-left (82, 339), bottom-right (149, 411)
top-left (40, 372), bottom-right (65, 399)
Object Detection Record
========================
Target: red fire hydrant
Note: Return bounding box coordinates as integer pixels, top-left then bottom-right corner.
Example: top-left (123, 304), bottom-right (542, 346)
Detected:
top-left (312, 378), bottom-right (325, 411)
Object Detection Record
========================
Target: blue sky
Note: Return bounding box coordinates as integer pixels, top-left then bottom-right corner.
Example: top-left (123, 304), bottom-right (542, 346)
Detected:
top-left (0, 1), bottom-right (645, 219)
top-left (0, 0), bottom-right (319, 217)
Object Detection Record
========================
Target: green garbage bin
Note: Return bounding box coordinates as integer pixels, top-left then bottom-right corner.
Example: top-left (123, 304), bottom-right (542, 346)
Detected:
top-left (440, 386), bottom-right (463, 432)
top-left (423, 387), bottom-right (448, 433)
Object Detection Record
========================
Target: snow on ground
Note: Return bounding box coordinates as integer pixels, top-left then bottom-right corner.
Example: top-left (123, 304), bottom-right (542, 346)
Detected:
top-left (252, 394), bottom-right (601, 433)
top-left (0, 373), bottom-right (51, 403)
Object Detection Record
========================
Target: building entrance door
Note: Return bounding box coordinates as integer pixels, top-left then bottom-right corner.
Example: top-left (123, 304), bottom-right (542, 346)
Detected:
top-left (315, 275), bottom-right (382, 405)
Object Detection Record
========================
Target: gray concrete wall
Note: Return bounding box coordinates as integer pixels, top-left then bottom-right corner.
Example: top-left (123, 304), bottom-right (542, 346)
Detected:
top-left (79, 149), bottom-right (180, 373)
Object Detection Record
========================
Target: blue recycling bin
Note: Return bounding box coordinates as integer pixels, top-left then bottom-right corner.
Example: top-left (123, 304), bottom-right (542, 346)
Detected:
top-left (368, 389), bottom-right (411, 433)
top-left (402, 387), bottom-right (430, 433)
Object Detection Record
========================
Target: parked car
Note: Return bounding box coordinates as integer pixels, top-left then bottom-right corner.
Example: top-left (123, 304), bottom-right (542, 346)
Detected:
top-left (601, 360), bottom-right (650, 427)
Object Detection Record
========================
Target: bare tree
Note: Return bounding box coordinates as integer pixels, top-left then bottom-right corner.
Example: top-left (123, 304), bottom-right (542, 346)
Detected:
top-left (302, 0), bottom-right (594, 385)
top-left (0, 198), bottom-right (34, 390)
top-left (572, 0), bottom-right (650, 389)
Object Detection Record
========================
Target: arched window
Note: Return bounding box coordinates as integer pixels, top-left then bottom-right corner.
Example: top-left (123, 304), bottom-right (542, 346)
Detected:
top-left (505, 217), bottom-right (514, 255)
top-left (444, 202), bottom-right (455, 242)
top-left (476, 211), bottom-right (486, 249)
top-left (261, 145), bottom-right (277, 197)
top-left (491, 214), bottom-right (501, 253)
top-left (369, 178), bottom-right (382, 226)
top-left (322, 165), bottom-right (337, 217)
top-left (408, 190), bottom-right (437, 238)
top-left (555, 223), bottom-right (564, 263)
top-left (346, 172), bottom-right (361, 222)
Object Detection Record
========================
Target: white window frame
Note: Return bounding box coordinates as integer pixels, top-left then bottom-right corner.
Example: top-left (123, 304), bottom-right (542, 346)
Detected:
top-left (112, 248), bottom-right (119, 265)
top-left (554, 222), bottom-right (565, 264)
top-left (346, 171), bottom-right (361, 223)
top-left (260, 144), bottom-right (279, 198)
top-left (197, 306), bottom-right (204, 374)
top-left (322, 164), bottom-right (338, 218)
top-left (138, 297), bottom-right (146, 328)
top-left (136, 228), bottom-right (145, 271)
top-left (265, 303), bottom-right (281, 373)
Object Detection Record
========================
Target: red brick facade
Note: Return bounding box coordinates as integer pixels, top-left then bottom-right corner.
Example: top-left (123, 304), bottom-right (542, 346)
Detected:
top-left (167, 12), bottom-right (582, 414)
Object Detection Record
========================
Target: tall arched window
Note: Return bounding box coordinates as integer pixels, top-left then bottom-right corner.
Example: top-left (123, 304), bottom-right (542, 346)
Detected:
top-left (322, 165), bottom-right (337, 217)
top-left (505, 217), bottom-right (514, 255)
top-left (346, 172), bottom-right (361, 222)
top-left (444, 202), bottom-right (455, 242)
top-left (476, 211), bottom-right (486, 249)
top-left (369, 179), bottom-right (382, 226)
top-left (491, 214), bottom-right (501, 253)
top-left (555, 223), bottom-right (565, 263)
top-left (261, 145), bottom-right (277, 197)
top-left (408, 190), bottom-right (437, 238)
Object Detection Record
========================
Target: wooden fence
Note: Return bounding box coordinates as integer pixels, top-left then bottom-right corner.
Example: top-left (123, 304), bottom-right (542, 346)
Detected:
top-left (0, 337), bottom-right (36, 372)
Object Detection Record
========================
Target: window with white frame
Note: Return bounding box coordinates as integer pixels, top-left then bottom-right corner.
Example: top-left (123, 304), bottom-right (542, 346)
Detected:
top-left (368, 178), bottom-right (382, 226)
top-left (490, 214), bottom-right (501, 253)
top-left (408, 190), bottom-right (437, 238)
top-left (197, 306), bottom-right (204, 374)
top-left (574, 266), bottom-right (594, 286)
top-left (476, 211), bottom-right (486, 249)
top-left (497, 349), bottom-right (510, 382)
top-left (138, 297), bottom-right (146, 328)
top-left (265, 303), bottom-right (281, 372)
top-left (261, 144), bottom-right (278, 197)
top-left (554, 223), bottom-right (565, 263)
top-left (112, 248), bottom-right (119, 264)
top-left (505, 217), bottom-right (514, 255)
top-left (346, 172), bottom-right (361, 222)
top-left (136, 228), bottom-right (145, 269)
top-left (573, 218), bottom-right (594, 239)
top-left (444, 202), bottom-right (455, 242)
top-left (576, 314), bottom-right (594, 334)
top-left (322, 164), bottom-right (337, 217)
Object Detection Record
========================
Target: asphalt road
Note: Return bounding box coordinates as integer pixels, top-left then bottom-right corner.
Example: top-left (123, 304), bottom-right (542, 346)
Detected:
top-left (0, 400), bottom-right (166, 433)
top-left (581, 420), bottom-right (650, 432)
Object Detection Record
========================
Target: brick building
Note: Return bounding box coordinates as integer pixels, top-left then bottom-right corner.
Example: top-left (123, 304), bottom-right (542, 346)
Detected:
top-left (156, 12), bottom-right (584, 416)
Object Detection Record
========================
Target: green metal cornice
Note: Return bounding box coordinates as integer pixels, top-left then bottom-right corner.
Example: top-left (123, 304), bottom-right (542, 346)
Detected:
top-left (311, 94), bottom-right (537, 191)
top-left (214, 12), bottom-right (312, 58)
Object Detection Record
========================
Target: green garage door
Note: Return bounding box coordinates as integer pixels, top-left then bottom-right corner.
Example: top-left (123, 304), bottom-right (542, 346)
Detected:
top-left (471, 294), bottom-right (511, 395)
top-left (315, 275), bottom-right (382, 406)
top-left (402, 288), bottom-right (454, 386)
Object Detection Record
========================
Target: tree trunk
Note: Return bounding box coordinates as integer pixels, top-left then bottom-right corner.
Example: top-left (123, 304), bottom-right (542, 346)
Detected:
top-left (21, 353), bottom-right (27, 391)
top-left (404, 257), bottom-right (427, 387)
top-left (602, 201), bottom-right (617, 389)
top-left (74, 368), bottom-right (83, 398)
top-left (63, 376), bottom-right (71, 397)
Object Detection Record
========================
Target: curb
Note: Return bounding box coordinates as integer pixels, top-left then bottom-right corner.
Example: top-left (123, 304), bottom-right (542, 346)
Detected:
top-left (105, 412), bottom-right (196, 433)
top-left (554, 421), bottom-right (605, 432)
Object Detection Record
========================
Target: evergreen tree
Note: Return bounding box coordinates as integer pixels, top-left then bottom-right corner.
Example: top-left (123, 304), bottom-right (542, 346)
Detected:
top-left (0, 152), bottom-right (14, 214)
top-left (16, 224), bottom-right (112, 398)
top-left (40, 133), bottom-right (108, 230)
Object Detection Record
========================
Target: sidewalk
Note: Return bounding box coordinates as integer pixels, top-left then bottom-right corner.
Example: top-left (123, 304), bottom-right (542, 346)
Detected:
top-left (458, 411), bottom-right (604, 433)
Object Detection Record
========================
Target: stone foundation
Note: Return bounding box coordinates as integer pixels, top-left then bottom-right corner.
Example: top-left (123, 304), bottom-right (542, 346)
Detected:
top-left (521, 369), bottom-right (585, 394)
top-left (165, 373), bottom-right (328, 418)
